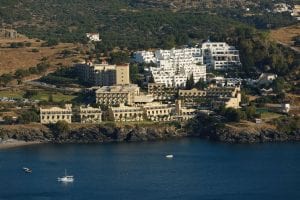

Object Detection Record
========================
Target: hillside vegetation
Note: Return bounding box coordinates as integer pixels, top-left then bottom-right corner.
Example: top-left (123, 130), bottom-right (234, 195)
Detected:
top-left (0, 0), bottom-right (298, 50)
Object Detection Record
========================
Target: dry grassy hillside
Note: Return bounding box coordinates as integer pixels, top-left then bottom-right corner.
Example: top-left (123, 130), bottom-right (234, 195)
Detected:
top-left (270, 25), bottom-right (300, 52)
top-left (0, 37), bottom-right (85, 75)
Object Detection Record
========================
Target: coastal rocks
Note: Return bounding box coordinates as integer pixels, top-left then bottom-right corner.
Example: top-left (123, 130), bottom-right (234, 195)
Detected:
top-left (0, 122), bottom-right (299, 145)
top-left (52, 124), bottom-right (186, 143)
top-left (0, 124), bottom-right (51, 142)
top-left (209, 126), bottom-right (300, 143)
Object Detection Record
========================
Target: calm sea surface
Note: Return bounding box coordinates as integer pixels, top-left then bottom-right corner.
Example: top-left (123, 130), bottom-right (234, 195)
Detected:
top-left (0, 139), bottom-right (299, 200)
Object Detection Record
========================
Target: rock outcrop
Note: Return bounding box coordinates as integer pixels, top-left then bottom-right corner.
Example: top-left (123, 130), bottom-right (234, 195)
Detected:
top-left (197, 124), bottom-right (300, 143)
top-left (0, 122), bottom-right (299, 144)
top-left (0, 124), bottom-right (186, 144)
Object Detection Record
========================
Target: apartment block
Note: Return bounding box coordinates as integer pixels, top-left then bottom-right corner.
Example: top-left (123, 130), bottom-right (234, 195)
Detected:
top-left (148, 83), bottom-right (177, 101)
top-left (201, 42), bottom-right (241, 70)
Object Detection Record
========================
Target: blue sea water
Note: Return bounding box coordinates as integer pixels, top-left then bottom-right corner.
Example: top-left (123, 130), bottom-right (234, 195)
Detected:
top-left (0, 139), bottom-right (299, 200)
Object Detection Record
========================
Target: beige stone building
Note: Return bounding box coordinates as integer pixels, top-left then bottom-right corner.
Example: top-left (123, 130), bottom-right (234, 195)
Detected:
top-left (133, 94), bottom-right (154, 105)
top-left (76, 62), bottom-right (117, 86)
top-left (79, 105), bottom-right (102, 124)
top-left (207, 86), bottom-right (241, 109)
top-left (40, 104), bottom-right (73, 124)
top-left (95, 84), bottom-right (140, 106)
top-left (174, 100), bottom-right (197, 121)
top-left (148, 83), bottom-right (177, 101)
top-left (178, 86), bottom-right (241, 109)
top-left (116, 64), bottom-right (130, 85)
top-left (142, 102), bottom-right (173, 122)
top-left (178, 88), bottom-right (206, 103)
top-left (108, 104), bottom-right (143, 122)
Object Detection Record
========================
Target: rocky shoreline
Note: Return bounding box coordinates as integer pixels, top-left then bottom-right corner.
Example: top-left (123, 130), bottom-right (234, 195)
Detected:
top-left (0, 122), bottom-right (299, 149)
top-left (199, 125), bottom-right (300, 143)
top-left (0, 124), bottom-right (186, 145)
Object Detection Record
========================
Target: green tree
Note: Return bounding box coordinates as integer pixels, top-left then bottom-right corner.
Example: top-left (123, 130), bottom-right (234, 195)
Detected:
top-left (224, 108), bottom-right (241, 122)
top-left (130, 63), bottom-right (139, 84)
top-left (23, 90), bottom-right (38, 98)
top-left (43, 38), bottom-right (59, 47)
top-left (15, 69), bottom-right (29, 79)
top-left (162, 35), bottom-right (176, 49)
top-left (0, 73), bottom-right (13, 86)
top-left (37, 62), bottom-right (50, 73)
top-left (18, 110), bottom-right (39, 124)
top-left (48, 94), bottom-right (54, 102)
top-left (194, 79), bottom-right (207, 90)
top-left (109, 52), bottom-right (129, 64)
top-left (185, 74), bottom-right (194, 90)
top-left (272, 77), bottom-right (285, 93)
top-left (52, 120), bottom-right (70, 135)
top-left (241, 90), bottom-right (249, 105)
top-left (245, 106), bottom-right (256, 120)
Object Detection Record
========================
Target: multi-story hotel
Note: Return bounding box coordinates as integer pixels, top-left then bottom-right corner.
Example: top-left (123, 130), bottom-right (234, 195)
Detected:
top-left (76, 62), bottom-right (116, 86)
top-left (206, 86), bottom-right (241, 109)
top-left (178, 86), bottom-right (241, 109)
top-left (79, 105), bottom-right (102, 124)
top-left (95, 84), bottom-right (140, 106)
top-left (178, 88), bottom-right (206, 104)
top-left (134, 47), bottom-right (206, 88)
top-left (76, 62), bottom-right (130, 86)
top-left (40, 104), bottom-right (73, 124)
top-left (201, 42), bottom-right (241, 70)
top-left (148, 83), bottom-right (177, 101)
top-left (108, 104), bottom-right (144, 122)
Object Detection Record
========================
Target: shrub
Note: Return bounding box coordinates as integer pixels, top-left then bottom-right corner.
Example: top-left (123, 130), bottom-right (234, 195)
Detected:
top-left (31, 48), bottom-right (39, 52)
top-left (18, 110), bottom-right (39, 124)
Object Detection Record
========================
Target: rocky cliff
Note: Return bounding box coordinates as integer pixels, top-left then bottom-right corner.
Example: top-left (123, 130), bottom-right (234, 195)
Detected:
top-left (192, 123), bottom-right (300, 143)
top-left (0, 123), bottom-right (186, 143)
top-left (0, 122), bottom-right (299, 144)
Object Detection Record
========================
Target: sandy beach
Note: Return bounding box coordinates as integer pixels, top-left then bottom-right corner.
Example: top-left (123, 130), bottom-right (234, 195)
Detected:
top-left (0, 139), bottom-right (43, 150)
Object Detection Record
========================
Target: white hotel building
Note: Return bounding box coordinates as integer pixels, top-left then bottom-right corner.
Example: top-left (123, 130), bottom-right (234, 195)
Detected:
top-left (201, 42), bottom-right (241, 70)
top-left (134, 42), bottom-right (241, 87)
top-left (134, 51), bottom-right (156, 63)
top-left (135, 48), bottom-right (206, 88)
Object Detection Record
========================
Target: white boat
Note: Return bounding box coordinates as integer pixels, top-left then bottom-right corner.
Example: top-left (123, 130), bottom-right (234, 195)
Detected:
top-left (165, 154), bottom-right (174, 158)
top-left (22, 167), bottom-right (32, 173)
top-left (57, 169), bottom-right (74, 183)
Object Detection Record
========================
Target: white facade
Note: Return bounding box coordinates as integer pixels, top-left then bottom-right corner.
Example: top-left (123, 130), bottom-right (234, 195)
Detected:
top-left (148, 48), bottom-right (205, 87)
top-left (201, 42), bottom-right (241, 70)
top-left (273, 3), bottom-right (290, 13)
top-left (86, 33), bottom-right (101, 42)
top-left (134, 51), bottom-right (156, 63)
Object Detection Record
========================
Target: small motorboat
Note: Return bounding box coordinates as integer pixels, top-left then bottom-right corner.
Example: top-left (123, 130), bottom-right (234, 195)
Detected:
top-left (22, 167), bottom-right (32, 173)
top-left (57, 169), bottom-right (74, 183)
top-left (165, 154), bottom-right (174, 159)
